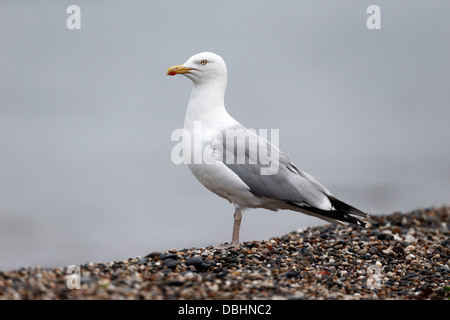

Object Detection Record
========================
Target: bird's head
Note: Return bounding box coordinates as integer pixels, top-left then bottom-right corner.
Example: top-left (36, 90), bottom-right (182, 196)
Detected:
top-left (166, 52), bottom-right (227, 86)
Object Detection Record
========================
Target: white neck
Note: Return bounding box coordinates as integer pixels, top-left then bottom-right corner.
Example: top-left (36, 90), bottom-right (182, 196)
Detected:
top-left (184, 80), bottom-right (234, 130)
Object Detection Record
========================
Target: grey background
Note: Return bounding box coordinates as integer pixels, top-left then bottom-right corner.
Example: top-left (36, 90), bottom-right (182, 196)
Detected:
top-left (0, 1), bottom-right (449, 270)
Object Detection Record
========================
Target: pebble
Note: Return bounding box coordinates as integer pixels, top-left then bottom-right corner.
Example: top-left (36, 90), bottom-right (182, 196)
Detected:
top-left (163, 259), bottom-right (178, 269)
top-left (0, 206), bottom-right (448, 300)
top-left (185, 256), bottom-right (203, 267)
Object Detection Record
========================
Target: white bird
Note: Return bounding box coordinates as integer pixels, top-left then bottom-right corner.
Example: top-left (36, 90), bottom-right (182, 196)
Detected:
top-left (167, 52), bottom-right (368, 246)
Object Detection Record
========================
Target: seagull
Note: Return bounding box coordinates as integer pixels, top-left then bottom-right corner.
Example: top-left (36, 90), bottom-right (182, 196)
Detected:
top-left (167, 52), bottom-right (368, 246)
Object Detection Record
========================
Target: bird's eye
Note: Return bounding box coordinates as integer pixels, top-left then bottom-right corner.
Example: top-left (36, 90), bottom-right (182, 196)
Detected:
top-left (200, 60), bottom-right (207, 65)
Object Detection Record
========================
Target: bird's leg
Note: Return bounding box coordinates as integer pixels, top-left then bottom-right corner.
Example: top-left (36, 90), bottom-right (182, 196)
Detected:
top-left (231, 208), bottom-right (242, 246)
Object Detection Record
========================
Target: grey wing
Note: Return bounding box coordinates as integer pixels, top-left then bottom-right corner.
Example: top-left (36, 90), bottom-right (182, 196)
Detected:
top-left (220, 125), bottom-right (333, 210)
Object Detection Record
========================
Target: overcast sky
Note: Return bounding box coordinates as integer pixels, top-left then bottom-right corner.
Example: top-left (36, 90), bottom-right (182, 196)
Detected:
top-left (0, 1), bottom-right (449, 270)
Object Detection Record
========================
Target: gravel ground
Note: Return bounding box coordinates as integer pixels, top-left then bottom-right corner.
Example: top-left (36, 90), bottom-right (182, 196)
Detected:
top-left (0, 206), bottom-right (449, 300)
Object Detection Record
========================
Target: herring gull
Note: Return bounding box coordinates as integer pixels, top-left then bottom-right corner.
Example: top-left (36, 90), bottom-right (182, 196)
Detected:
top-left (167, 52), bottom-right (368, 246)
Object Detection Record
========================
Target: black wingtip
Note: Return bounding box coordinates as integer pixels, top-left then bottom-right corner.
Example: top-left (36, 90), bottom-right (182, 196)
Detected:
top-left (326, 195), bottom-right (368, 218)
top-left (286, 200), bottom-right (369, 228)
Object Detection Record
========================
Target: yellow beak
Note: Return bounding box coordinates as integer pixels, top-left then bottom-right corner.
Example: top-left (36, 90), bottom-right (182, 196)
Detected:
top-left (166, 64), bottom-right (195, 76)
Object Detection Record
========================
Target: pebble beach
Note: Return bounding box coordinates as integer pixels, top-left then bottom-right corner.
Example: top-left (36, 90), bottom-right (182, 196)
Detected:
top-left (0, 206), bottom-right (449, 300)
